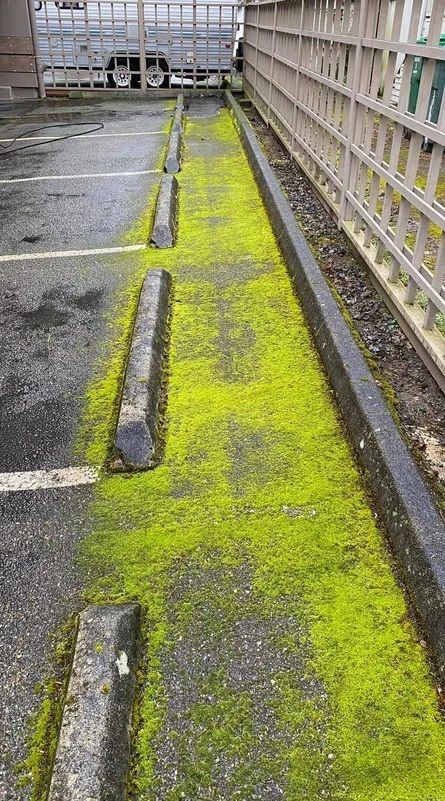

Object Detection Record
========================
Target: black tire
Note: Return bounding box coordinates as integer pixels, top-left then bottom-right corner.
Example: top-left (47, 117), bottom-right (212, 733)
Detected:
top-left (107, 58), bottom-right (138, 89)
top-left (145, 59), bottom-right (169, 89)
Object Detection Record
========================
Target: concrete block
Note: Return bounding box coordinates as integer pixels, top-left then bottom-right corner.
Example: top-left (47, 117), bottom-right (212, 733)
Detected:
top-left (164, 128), bottom-right (181, 174)
top-left (151, 175), bottom-right (178, 249)
top-left (114, 268), bottom-right (172, 470)
top-left (172, 92), bottom-right (184, 133)
top-left (48, 604), bottom-right (140, 801)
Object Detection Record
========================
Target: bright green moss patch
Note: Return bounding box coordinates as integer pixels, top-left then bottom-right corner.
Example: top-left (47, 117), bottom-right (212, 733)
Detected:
top-left (74, 271), bottom-right (143, 465)
top-left (81, 109), bottom-right (445, 799)
top-left (74, 186), bottom-right (160, 465)
top-left (16, 617), bottom-right (77, 800)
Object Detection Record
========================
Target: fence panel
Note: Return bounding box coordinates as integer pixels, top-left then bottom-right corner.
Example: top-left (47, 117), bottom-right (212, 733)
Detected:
top-left (33, 0), bottom-right (239, 91)
top-left (244, 0), bottom-right (445, 390)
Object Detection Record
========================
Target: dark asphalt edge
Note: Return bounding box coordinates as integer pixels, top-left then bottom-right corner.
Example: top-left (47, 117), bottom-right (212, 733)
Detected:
top-left (113, 268), bottom-right (172, 471)
top-left (47, 604), bottom-right (140, 801)
top-left (225, 89), bottom-right (445, 676)
top-left (165, 93), bottom-right (183, 173)
top-left (150, 174), bottom-right (179, 248)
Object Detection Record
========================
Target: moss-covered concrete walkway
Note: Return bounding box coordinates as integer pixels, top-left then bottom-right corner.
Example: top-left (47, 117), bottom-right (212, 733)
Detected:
top-left (81, 99), bottom-right (445, 800)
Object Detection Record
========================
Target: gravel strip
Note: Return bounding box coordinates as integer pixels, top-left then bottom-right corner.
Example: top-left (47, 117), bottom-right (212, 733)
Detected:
top-left (147, 554), bottom-right (331, 801)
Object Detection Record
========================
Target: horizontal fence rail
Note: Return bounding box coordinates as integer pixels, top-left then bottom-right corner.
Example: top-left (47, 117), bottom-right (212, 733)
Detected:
top-left (33, 0), bottom-right (241, 90)
top-left (244, 0), bottom-right (445, 390)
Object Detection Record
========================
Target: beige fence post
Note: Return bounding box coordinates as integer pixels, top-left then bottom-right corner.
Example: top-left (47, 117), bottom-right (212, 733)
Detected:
top-left (253, 1), bottom-right (260, 108)
top-left (266, 0), bottom-right (278, 124)
top-left (340, 0), bottom-right (372, 223)
top-left (290, 0), bottom-right (303, 158)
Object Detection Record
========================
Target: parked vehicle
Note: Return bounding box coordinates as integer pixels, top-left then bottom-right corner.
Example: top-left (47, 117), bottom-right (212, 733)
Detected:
top-left (34, 0), bottom-right (237, 89)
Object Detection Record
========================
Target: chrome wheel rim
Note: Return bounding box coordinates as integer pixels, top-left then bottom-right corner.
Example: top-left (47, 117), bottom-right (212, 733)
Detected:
top-left (114, 66), bottom-right (131, 88)
top-left (146, 65), bottom-right (165, 87)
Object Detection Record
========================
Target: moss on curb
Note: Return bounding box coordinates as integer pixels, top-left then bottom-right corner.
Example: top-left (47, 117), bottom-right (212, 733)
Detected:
top-left (73, 190), bottom-right (159, 467)
top-left (31, 108), bottom-right (445, 800)
top-left (76, 108), bottom-right (445, 800)
top-left (16, 616), bottom-right (77, 800)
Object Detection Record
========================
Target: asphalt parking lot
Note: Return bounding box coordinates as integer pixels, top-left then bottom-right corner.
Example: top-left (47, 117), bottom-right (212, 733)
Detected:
top-left (0, 96), bottom-right (171, 799)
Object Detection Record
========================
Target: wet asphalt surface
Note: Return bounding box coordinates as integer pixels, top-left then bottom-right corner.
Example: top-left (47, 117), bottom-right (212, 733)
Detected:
top-left (0, 96), bottom-right (171, 799)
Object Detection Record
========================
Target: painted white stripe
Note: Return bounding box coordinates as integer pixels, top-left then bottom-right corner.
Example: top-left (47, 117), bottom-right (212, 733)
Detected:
top-left (0, 243), bottom-right (146, 264)
top-left (0, 131), bottom-right (167, 142)
top-left (0, 169), bottom-right (160, 185)
top-left (0, 466), bottom-right (99, 492)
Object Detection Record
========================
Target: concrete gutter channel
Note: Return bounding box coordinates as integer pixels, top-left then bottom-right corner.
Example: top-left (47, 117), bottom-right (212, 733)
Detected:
top-left (43, 91), bottom-right (445, 798)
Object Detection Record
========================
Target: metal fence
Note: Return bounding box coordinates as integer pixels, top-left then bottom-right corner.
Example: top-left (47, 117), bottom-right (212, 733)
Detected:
top-left (32, 0), bottom-right (240, 90)
top-left (244, 0), bottom-right (445, 390)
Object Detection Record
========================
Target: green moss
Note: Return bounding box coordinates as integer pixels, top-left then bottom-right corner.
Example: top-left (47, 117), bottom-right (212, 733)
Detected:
top-left (74, 106), bottom-right (176, 467)
top-left (16, 616), bottom-right (77, 800)
top-left (74, 242), bottom-right (154, 466)
top-left (74, 110), bottom-right (445, 799)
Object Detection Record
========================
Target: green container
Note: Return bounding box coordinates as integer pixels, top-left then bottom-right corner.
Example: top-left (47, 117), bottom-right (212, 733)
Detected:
top-left (408, 34), bottom-right (445, 124)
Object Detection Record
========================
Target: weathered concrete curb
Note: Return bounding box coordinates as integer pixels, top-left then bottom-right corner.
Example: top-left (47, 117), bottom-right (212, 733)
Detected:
top-left (48, 604), bottom-right (140, 801)
top-left (225, 90), bottom-right (445, 675)
top-left (165, 129), bottom-right (182, 174)
top-left (114, 268), bottom-right (172, 470)
top-left (165, 94), bottom-right (183, 174)
top-left (172, 93), bottom-right (184, 132)
top-left (151, 174), bottom-right (178, 248)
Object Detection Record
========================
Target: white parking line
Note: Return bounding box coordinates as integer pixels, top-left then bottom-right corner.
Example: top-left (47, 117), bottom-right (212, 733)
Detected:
top-left (0, 243), bottom-right (146, 263)
top-left (0, 169), bottom-right (161, 185)
top-left (0, 131), bottom-right (167, 142)
top-left (0, 466), bottom-right (99, 492)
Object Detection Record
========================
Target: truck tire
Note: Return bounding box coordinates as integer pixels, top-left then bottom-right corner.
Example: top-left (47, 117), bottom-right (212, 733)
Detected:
top-left (146, 59), bottom-right (169, 89)
top-left (107, 58), bottom-right (138, 89)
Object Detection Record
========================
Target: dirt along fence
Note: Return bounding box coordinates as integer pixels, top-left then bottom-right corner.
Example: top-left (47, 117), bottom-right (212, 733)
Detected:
top-left (243, 0), bottom-right (445, 391)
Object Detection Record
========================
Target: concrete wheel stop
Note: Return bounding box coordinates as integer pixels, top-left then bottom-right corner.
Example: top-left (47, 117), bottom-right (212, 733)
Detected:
top-left (165, 93), bottom-right (183, 174)
top-left (225, 89), bottom-right (445, 677)
top-left (113, 268), bottom-right (172, 471)
top-left (48, 604), bottom-right (140, 801)
top-left (150, 174), bottom-right (179, 248)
